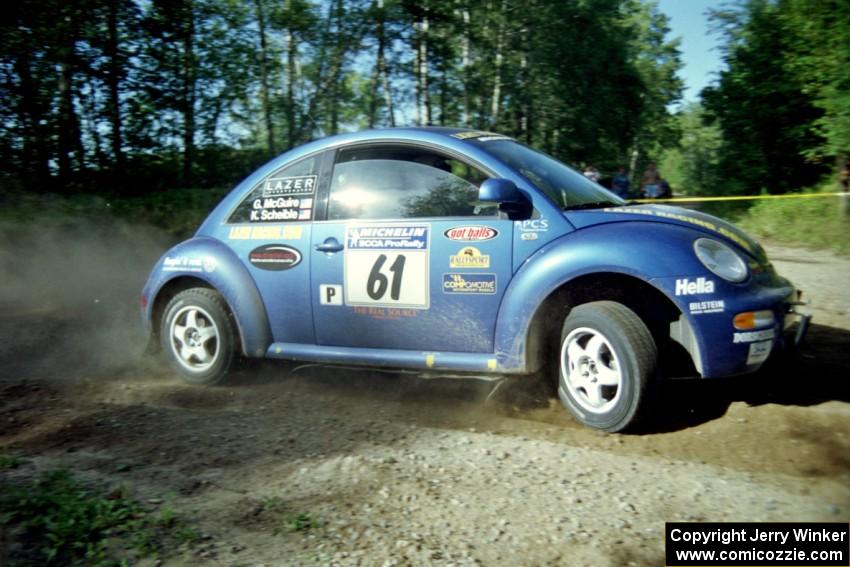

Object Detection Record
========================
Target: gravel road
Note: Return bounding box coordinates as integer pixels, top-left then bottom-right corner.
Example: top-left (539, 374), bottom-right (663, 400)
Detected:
top-left (0, 224), bottom-right (848, 566)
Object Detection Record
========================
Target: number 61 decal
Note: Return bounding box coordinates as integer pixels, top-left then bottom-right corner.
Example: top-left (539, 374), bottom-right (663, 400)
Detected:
top-left (345, 224), bottom-right (430, 309)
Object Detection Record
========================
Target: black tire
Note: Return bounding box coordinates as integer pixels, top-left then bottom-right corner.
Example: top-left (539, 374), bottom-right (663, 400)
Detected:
top-left (160, 288), bottom-right (237, 385)
top-left (557, 301), bottom-right (657, 432)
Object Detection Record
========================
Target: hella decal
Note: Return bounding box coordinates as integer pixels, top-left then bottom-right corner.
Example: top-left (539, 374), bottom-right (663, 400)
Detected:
top-left (675, 277), bottom-right (715, 296)
top-left (444, 226), bottom-right (498, 242)
top-left (248, 244), bottom-right (302, 271)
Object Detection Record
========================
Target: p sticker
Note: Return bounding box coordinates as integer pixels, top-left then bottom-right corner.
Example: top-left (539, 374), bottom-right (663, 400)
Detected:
top-left (320, 285), bottom-right (343, 305)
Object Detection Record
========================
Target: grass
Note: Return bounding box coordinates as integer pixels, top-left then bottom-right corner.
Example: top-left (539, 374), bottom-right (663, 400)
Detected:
top-left (0, 469), bottom-right (199, 566)
top-left (733, 185), bottom-right (850, 256)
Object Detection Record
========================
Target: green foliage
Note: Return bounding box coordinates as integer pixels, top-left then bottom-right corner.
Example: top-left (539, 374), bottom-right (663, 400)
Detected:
top-left (0, 455), bottom-right (24, 470)
top-left (0, 469), bottom-right (198, 566)
top-left (702, 0), bottom-right (834, 195)
top-left (735, 185), bottom-right (850, 255)
top-left (659, 102), bottom-right (722, 195)
top-left (284, 512), bottom-right (323, 533)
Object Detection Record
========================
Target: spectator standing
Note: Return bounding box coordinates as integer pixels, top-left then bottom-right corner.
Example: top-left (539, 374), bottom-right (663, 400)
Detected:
top-left (583, 164), bottom-right (600, 183)
top-left (611, 167), bottom-right (631, 198)
top-left (641, 162), bottom-right (661, 198)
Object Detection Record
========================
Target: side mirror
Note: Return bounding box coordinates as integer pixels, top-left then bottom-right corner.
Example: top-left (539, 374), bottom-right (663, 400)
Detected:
top-left (478, 178), bottom-right (523, 203)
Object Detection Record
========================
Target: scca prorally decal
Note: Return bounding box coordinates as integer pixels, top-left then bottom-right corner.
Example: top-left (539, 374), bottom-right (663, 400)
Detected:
top-left (262, 174), bottom-right (317, 197)
top-left (449, 246), bottom-right (490, 269)
top-left (733, 329), bottom-right (775, 343)
top-left (689, 299), bottom-right (724, 314)
top-left (442, 273), bottom-right (497, 294)
top-left (345, 224), bottom-right (430, 309)
top-left (248, 244), bottom-right (302, 271)
top-left (347, 225), bottom-right (428, 250)
top-left (444, 226), bottom-right (498, 242)
top-left (675, 277), bottom-right (715, 296)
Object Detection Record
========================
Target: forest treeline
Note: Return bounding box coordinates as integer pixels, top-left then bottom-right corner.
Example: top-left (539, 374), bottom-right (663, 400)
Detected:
top-left (664, 0), bottom-right (850, 197)
top-left (1, 0), bottom-right (847, 199)
top-left (1, 0), bottom-right (681, 194)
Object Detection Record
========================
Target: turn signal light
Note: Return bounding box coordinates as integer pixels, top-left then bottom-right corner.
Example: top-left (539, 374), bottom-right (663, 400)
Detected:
top-left (733, 310), bottom-right (774, 330)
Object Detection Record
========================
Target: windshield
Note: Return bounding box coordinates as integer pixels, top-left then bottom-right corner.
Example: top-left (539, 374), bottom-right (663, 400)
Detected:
top-left (472, 139), bottom-right (626, 209)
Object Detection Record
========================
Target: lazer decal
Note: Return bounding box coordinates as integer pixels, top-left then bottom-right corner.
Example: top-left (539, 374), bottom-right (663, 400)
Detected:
top-left (262, 174), bottom-right (317, 197)
top-left (449, 247), bottom-right (490, 269)
top-left (746, 340), bottom-right (773, 365)
top-left (689, 300), bottom-right (725, 315)
top-left (248, 244), bottom-right (302, 271)
top-left (444, 226), bottom-right (498, 242)
top-left (345, 224), bottom-right (430, 309)
top-left (163, 255), bottom-right (217, 273)
top-left (733, 329), bottom-right (776, 343)
top-left (228, 225), bottom-right (304, 240)
top-left (675, 277), bottom-right (715, 296)
top-left (442, 273), bottom-right (497, 294)
top-left (320, 284), bottom-right (343, 305)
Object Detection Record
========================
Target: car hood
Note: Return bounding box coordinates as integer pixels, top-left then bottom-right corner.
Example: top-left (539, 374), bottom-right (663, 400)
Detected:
top-left (564, 204), bottom-right (768, 262)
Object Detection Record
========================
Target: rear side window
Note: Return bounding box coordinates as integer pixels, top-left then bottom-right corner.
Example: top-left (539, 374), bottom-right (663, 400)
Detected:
top-left (326, 146), bottom-right (495, 221)
top-left (228, 155), bottom-right (320, 223)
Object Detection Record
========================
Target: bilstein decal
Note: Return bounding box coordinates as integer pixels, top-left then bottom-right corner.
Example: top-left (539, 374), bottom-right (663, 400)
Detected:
top-left (249, 244), bottom-right (302, 271)
top-left (444, 226), bottom-right (498, 242)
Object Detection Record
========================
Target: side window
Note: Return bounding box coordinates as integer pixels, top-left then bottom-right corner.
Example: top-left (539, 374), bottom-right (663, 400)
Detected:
top-left (326, 146), bottom-right (495, 221)
top-left (228, 155), bottom-right (320, 224)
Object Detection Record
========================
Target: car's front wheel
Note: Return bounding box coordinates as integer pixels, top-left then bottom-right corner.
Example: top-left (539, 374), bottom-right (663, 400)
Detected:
top-left (557, 301), bottom-right (657, 432)
top-left (160, 288), bottom-right (237, 385)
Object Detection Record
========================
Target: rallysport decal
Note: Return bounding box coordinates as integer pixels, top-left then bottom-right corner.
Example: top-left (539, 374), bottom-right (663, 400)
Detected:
top-left (449, 247), bottom-right (490, 269)
top-left (345, 224), bottom-right (430, 309)
top-left (248, 244), bottom-right (302, 271)
top-left (444, 226), bottom-right (498, 242)
top-left (442, 273), bottom-right (497, 294)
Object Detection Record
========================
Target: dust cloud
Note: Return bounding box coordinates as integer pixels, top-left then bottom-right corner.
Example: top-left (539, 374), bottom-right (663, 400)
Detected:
top-left (0, 219), bottom-right (175, 381)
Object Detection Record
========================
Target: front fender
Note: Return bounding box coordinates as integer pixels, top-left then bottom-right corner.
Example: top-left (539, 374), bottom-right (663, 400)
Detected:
top-left (141, 237), bottom-right (272, 357)
top-left (494, 222), bottom-right (707, 371)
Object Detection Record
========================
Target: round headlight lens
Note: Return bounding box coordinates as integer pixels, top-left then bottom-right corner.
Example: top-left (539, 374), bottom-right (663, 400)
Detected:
top-left (693, 238), bottom-right (748, 282)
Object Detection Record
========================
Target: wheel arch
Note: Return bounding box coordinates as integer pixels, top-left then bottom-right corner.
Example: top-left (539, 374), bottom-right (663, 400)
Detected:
top-left (142, 237), bottom-right (273, 358)
top-left (523, 272), bottom-right (697, 375)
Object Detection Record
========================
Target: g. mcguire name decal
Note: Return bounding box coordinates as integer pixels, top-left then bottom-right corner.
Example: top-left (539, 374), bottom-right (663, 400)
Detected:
top-left (248, 244), bottom-right (302, 271)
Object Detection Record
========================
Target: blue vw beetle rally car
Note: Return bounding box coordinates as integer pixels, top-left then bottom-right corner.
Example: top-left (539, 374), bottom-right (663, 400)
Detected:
top-left (141, 128), bottom-right (808, 432)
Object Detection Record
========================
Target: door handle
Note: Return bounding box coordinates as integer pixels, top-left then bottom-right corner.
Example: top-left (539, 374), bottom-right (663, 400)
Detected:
top-left (315, 237), bottom-right (344, 253)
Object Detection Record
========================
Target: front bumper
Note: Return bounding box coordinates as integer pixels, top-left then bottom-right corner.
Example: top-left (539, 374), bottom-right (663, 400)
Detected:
top-left (656, 273), bottom-right (811, 378)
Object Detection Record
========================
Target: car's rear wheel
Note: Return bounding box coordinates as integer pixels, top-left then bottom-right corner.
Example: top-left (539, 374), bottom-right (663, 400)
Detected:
top-left (557, 301), bottom-right (657, 432)
top-left (160, 288), bottom-right (237, 385)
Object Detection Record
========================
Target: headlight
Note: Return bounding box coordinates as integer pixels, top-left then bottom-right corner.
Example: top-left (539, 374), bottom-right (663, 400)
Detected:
top-left (693, 238), bottom-right (748, 282)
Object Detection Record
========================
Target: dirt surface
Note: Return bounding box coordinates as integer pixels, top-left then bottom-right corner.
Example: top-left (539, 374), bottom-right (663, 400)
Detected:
top-left (1, 224), bottom-right (848, 566)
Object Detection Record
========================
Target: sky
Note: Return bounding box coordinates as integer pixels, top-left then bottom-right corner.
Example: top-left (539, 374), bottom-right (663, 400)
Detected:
top-left (656, 0), bottom-right (726, 105)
